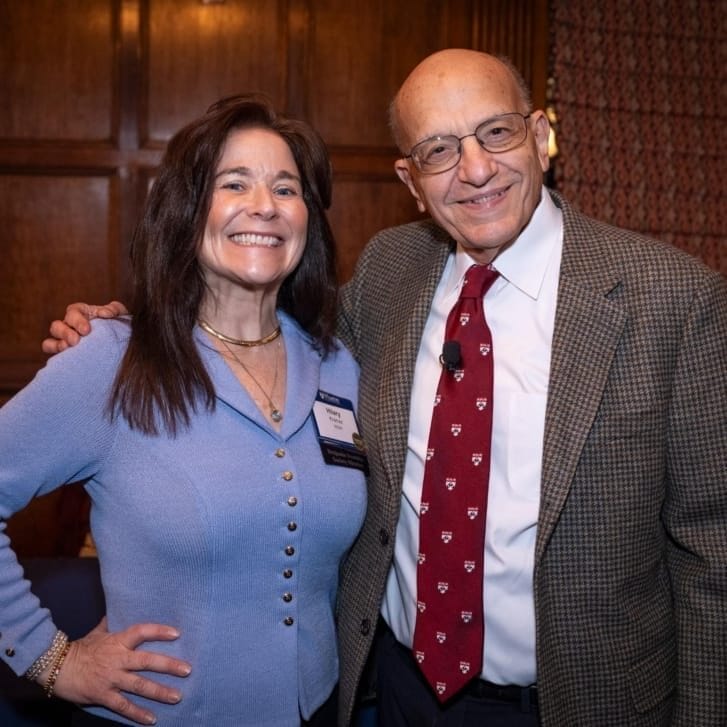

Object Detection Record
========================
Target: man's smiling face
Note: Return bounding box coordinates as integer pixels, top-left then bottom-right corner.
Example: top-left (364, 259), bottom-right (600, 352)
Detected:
top-left (393, 51), bottom-right (550, 264)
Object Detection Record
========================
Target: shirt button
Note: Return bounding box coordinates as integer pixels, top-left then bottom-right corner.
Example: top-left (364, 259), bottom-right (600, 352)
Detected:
top-left (283, 569), bottom-right (293, 578)
top-left (5, 648), bottom-right (15, 657)
top-left (379, 529), bottom-right (390, 546)
top-left (282, 592), bottom-right (293, 602)
top-left (284, 617), bottom-right (294, 626)
top-left (285, 546), bottom-right (295, 556)
top-left (287, 522), bottom-right (297, 531)
top-left (282, 471), bottom-right (294, 481)
top-left (287, 496), bottom-right (298, 507)
top-left (360, 619), bottom-right (371, 636)
top-left (275, 448), bottom-right (286, 458)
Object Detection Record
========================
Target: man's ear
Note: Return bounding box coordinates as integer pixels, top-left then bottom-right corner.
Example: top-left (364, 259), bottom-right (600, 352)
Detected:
top-left (531, 110), bottom-right (551, 174)
top-left (394, 159), bottom-right (427, 213)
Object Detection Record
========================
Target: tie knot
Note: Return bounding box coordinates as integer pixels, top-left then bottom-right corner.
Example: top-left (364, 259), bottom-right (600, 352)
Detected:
top-left (460, 264), bottom-right (498, 299)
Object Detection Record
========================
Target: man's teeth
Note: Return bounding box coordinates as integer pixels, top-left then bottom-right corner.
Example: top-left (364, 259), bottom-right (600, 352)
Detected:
top-left (464, 189), bottom-right (506, 204)
top-left (229, 233), bottom-right (280, 246)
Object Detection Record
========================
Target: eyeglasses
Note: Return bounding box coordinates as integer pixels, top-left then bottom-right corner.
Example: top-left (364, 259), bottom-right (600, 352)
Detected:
top-left (404, 112), bottom-right (532, 175)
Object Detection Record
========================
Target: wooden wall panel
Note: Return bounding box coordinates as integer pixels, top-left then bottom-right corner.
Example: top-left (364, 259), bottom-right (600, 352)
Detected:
top-left (144, 0), bottom-right (288, 143)
top-left (474, 0), bottom-right (550, 106)
top-left (300, 0), bottom-right (477, 147)
top-left (0, 174), bottom-right (118, 393)
top-left (0, 0), bottom-right (116, 141)
top-left (329, 179), bottom-right (423, 283)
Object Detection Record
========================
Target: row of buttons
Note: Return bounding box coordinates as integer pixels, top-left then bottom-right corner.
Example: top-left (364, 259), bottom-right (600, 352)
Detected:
top-left (279, 449), bottom-right (298, 627)
top-left (283, 541), bottom-right (296, 626)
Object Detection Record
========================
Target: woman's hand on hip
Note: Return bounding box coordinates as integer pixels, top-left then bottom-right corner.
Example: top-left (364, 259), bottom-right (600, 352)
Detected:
top-left (43, 617), bottom-right (191, 725)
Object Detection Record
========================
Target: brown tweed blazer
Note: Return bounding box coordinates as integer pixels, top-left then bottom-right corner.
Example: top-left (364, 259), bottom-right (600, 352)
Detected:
top-left (335, 191), bottom-right (727, 726)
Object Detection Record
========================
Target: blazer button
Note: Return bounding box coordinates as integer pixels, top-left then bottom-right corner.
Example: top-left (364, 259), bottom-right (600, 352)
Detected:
top-left (360, 618), bottom-right (371, 636)
top-left (379, 529), bottom-right (389, 546)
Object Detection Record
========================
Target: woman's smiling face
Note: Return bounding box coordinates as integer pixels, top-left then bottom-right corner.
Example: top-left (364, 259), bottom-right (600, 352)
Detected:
top-left (199, 126), bottom-right (308, 296)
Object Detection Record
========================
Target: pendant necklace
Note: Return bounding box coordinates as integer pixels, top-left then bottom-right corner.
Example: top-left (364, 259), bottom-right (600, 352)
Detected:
top-left (220, 338), bottom-right (284, 423)
top-left (199, 318), bottom-right (281, 347)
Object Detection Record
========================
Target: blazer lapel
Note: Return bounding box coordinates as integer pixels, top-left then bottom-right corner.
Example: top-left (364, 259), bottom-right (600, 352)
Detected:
top-left (376, 236), bottom-right (452, 496)
top-left (536, 196), bottom-right (627, 564)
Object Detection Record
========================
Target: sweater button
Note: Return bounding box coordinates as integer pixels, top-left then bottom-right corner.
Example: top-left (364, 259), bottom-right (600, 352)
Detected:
top-left (285, 546), bottom-right (295, 556)
top-left (284, 617), bottom-right (294, 626)
top-left (275, 448), bottom-right (286, 458)
top-left (282, 592), bottom-right (293, 603)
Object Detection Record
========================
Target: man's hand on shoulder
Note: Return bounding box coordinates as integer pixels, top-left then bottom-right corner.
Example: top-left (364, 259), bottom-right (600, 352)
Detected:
top-left (41, 301), bottom-right (130, 355)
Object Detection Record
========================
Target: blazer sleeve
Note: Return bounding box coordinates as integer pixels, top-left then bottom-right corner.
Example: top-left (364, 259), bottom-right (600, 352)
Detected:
top-left (663, 270), bottom-right (727, 724)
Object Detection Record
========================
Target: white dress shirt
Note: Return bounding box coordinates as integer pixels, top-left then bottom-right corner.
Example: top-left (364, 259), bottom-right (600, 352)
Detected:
top-left (381, 189), bottom-right (563, 686)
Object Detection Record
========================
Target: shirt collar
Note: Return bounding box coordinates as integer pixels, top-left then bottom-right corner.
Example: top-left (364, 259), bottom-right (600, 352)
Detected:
top-left (447, 188), bottom-right (563, 300)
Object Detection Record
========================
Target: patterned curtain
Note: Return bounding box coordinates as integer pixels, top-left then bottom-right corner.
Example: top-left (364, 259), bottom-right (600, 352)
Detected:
top-left (549, 0), bottom-right (726, 276)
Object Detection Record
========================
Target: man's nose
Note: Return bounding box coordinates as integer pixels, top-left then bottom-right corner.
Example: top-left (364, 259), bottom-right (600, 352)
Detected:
top-left (456, 136), bottom-right (498, 183)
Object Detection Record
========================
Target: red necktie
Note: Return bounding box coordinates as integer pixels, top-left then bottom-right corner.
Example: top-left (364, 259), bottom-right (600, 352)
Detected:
top-left (413, 263), bottom-right (499, 702)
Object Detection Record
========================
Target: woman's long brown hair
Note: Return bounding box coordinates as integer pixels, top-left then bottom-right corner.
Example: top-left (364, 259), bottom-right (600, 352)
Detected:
top-left (108, 94), bottom-right (338, 435)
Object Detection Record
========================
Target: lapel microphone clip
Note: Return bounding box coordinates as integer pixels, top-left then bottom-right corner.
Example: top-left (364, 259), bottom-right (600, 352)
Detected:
top-left (440, 340), bottom-right (462, 372)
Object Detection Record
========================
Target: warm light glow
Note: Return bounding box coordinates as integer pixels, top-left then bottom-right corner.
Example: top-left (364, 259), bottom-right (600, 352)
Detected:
top-left (546, 106), bottom-right (559, 159)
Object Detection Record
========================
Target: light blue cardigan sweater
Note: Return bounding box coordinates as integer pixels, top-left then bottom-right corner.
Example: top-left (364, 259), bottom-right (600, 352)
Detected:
top-left (0, 313), bottom-right (366, 725)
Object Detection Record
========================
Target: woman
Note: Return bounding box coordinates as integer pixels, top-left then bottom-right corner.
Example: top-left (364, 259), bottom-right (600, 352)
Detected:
top-left (0, 95), bottom-right (367, 726)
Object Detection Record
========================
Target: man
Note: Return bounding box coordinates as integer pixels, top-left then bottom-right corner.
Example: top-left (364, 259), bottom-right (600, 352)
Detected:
top-left (44, 50), bottom-right (727, 726)
top-left (334, 50), bottom-right (727, 726)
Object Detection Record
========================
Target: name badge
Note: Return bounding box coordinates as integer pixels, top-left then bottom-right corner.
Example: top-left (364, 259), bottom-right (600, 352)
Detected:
top-left (313, 390), bottom-right (368, 474)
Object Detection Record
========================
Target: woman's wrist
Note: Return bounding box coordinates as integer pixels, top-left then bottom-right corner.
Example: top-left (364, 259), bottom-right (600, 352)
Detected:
top-left (42, 640), bottom-right (72, 697)
top-left (24, 630), bottom-right (68, 682)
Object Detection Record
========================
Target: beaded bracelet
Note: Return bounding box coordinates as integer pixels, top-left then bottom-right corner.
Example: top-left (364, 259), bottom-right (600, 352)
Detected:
top-left (24, 630), bottom-right (69, 682)
top-left (44, 640), bottom-right (71, 698)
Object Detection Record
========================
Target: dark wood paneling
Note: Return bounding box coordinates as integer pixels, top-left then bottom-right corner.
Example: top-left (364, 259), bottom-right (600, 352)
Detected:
top-left (0, 0), bottom-right (117, 141)
top-left (329, 176), bottom-right (423, 283)
top-left (0, 173), bottom-right (119, 392)
top-left (143, 0), bottom-right (288, 143)
top-left (475, 0), bottom-right (549, 108)
top-left (301, 0), bottom-right (478, 147)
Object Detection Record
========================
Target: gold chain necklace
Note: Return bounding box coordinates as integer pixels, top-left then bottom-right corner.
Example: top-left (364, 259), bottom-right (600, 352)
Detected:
top-left (199, 319), bottom-right (281, 347)
top-left (220, 339), bottom-right (283, 423)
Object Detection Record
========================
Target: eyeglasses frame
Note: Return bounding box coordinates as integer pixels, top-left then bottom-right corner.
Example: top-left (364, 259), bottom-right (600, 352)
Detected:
top-left (403, 112), bottom-right (533, 175)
